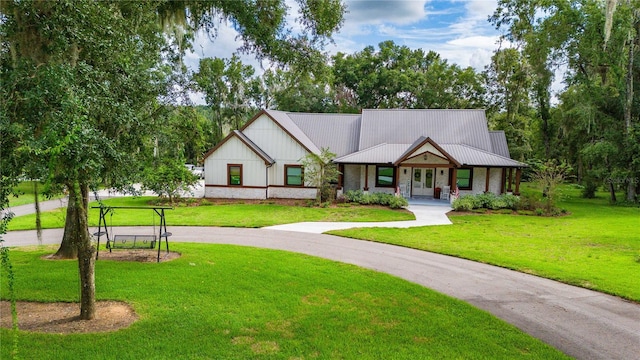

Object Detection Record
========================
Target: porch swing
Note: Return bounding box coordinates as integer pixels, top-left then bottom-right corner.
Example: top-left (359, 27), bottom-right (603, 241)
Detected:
top-left (92, 205), bottom-right (173, 262)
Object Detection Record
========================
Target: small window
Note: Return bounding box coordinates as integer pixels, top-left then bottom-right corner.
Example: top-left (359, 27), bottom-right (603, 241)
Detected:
top-left (228, 164), bottom-right (242, 186)
top-left (457, 168), bottom-right (473, 190)
top-left (376, 166), bottom-right (395, 187)
top-left (285, 165), bottom-right (303, 186)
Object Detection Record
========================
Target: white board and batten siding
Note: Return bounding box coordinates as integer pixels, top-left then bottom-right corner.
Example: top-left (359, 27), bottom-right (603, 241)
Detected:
top-left (244, 114), bottom-right (316, 200)
top-left (205, 113), bottom-right (317, 199)
top-left (205, 136), bottom-right (266, 187)
top-left (204, 135), bottom-right (268, 199)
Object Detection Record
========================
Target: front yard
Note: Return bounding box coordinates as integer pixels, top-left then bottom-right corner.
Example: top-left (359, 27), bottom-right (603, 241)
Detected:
top-left (7, 196), bottom-right (414, 231)
top-left (330, 186), bottom-right (640, 302)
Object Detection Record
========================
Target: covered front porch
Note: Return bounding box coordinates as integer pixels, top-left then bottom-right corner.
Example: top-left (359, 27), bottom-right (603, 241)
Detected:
top-left (334, 136), bottom-right (525, 200)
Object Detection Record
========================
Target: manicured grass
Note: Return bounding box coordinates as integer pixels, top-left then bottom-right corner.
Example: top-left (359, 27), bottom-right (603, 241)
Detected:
top-left (330, 185), bottom-right (640, 302)
top-left (7, 181), bottom-right (64, 207)
top-left (1, 244), bottom-right (567, 359)
top-left (7, 196), bottom-right (414, 231)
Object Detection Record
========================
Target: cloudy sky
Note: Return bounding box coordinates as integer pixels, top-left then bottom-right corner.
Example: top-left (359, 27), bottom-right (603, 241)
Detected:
top-left (185, 0), bottom-right (505, 102)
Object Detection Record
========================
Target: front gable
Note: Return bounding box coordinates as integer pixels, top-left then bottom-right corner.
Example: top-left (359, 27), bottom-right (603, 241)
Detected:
top-left (203, 134), bottom-right (270, 187)
top-left (402, 151), bottom-right (450, 165)
top-left (394, 137), bottom-right (461, 167)
top-left (242, 113), bottom-right (313, 164)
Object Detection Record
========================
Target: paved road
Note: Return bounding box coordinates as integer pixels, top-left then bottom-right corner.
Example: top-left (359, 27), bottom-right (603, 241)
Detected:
top-left (2, 181), bottom-right (206, 219)
top-left (4, 226), bottom-right (639, 360)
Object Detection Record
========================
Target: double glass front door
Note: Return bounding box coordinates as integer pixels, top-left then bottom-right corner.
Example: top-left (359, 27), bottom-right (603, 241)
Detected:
top-left (412, 168), bottom-right (434, 196)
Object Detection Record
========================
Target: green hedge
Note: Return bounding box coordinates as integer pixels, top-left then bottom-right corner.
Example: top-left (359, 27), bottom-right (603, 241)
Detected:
top-left (452, 193), bottom-right (520, 211)
top-left (343, 190), bottom-right (409, 209)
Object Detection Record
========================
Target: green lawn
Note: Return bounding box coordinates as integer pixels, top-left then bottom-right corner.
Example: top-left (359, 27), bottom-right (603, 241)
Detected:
top-left (330, 186), bottom-right (640, 302)
top-left (1, 244), bottom-right (567, 359)
top-left (7, 181), bottom-right (64, 207)
top-left (7, 196), bottom-right (414, 231)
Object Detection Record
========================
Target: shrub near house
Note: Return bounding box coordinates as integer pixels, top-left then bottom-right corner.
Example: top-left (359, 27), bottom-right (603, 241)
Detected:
top-left (452, 193), bottom-right (520, 212)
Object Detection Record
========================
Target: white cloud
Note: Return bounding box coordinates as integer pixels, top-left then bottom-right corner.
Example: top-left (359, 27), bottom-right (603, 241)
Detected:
top-left (345, 0), bottom-right (428, 24)
top-left (447, 35), bottom-right (499, 49)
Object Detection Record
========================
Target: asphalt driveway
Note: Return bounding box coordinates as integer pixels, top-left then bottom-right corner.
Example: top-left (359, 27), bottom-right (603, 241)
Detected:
top-left (4, 226), bottom-right (640, 360)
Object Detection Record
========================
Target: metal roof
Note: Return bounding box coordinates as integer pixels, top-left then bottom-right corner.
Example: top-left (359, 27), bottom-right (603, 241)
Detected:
top-left (334, 143), bottom-right (410, 164)
top-left (263, 109), bottom-right (321, 154)
top-left (358, 109), bottom-right (493, 152)
top-left (440, 144), bottom-right (526, 167)
top-left (233, 130), bottom-right (275, 165)
top-left (287, 112), bottom-right (361, 157)
top-left (489, 131), bottom-right (511, 158)
top-left (221, 109), bottom-right (525, 168)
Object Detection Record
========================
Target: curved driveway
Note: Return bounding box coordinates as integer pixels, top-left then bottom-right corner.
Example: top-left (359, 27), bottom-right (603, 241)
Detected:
top-left (4, 226), bottom-right (640, 360)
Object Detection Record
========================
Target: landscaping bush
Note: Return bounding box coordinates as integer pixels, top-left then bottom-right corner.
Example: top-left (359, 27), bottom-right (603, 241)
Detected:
top-left (452, 193), bottom-right (521, 212)
top-left (452, 195), bottom-right (476, 211)
top-left (344, 189), bottom-right (365, 203)
top-left (502, 194), bottom-right (521, 210)
top-left (343, 190), bottom-right (408, 209)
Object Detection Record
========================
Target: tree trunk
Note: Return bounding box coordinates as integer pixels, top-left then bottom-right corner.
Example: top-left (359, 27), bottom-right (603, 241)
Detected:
top-left (537, 88), bottom-right (552, 159)
top-left (609, 181), bottom-right (617, 203)
top-left (625, 24), bottom-right (637, 202)
top-left (53, 181), bottom-right (96, 319)
top-left (54, 187), bottom-right (78, 259)
top-left (34, 182), bottom-right (42, 245)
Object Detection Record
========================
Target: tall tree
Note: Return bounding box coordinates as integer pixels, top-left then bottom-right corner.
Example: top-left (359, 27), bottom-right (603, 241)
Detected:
top-left (2, 1), bottom-right (169, 319)
top-left (484, 48), bottom-right (534, 161)
top-left (1, 0), bottom-right (345, 320)
top-left (491, 0), bottom-right (639, 202)
top-left (192, 55), bottom-right (257, 140)
top-left (333, 41), bottom-right (485, 110)
top-left (192, 57), bottom-right (228, 142)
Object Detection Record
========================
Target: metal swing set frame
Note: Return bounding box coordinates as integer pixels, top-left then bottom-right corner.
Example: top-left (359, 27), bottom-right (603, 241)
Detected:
top-left (92, 205), bottom-right (173, 262)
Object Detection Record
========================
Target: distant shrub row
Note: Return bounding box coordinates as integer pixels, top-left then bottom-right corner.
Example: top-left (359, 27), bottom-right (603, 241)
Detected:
top-left (452, 193), bottom-right (520, 211)
top-left (343, 190), bottom-right (408, 209)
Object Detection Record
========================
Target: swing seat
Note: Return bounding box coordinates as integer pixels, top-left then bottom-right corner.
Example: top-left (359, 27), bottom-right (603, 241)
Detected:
top-left (110, 234), bottom-right (157, 250)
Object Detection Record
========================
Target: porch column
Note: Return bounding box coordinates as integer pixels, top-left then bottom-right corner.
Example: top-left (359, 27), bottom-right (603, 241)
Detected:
top-left (514, 168), bottom-right (522, 195)
top-left (337, 164), bottom-right (344, 190)
top-left (500, 168), bottom-right (506, 194)
top-left (451, 167), bottom-right (457, 189)
top-left (395, 165), bottom-right (400, 194)
top-left (485, 167), bottom-right (490, 193)
top-left (507, 168), bottom-right (513, 193)
top-left (364, 164), bottom-right (369, 191)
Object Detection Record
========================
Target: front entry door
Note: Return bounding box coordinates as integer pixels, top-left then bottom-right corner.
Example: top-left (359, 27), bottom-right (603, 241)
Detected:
top-left (412, 168), bottom-right (434, 196)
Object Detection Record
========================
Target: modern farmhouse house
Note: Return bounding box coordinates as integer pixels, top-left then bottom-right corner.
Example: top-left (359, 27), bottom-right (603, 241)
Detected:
top-left (203, 109), bottom-right (526, 200)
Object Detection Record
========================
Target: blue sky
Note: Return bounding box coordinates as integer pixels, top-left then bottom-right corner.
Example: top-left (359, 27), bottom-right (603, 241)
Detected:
top-left (330, 0), bottom-right (501, 69)
top-left (185, 1), bottom-right (505, 103)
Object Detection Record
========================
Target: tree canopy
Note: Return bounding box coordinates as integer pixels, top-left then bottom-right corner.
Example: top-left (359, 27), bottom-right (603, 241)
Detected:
top-left (0, 0), bottom-right (346, 320)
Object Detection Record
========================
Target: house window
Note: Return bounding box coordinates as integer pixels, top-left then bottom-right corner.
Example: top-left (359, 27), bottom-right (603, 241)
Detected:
top-left (376, 166), bottom-right (395, 187)
top-left (457, 168), bottom-right (473, 190)
top-left (285, 165), bottom-right (303, 186)
top-left (228, 164), bottom-right (242, 186)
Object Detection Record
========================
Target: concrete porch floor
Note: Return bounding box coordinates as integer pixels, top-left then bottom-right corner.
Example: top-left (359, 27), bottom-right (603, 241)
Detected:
top-left (405, 195), bottom-right (452, 206)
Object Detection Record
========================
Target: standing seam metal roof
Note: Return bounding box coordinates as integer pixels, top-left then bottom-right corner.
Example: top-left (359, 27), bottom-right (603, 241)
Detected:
top-left (489, 131), bottom-right (511, 158)
top-left (334, 143), bottom-right (410, 164)
top-left (440, 144), bottom-right (526, 167)
top-left (234, 109), bottom-right (523, 168)
top-left (358, 109), bottom-right (493, 152)
top-left (287, 112), bottom-right (362, 157)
